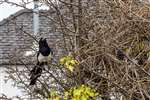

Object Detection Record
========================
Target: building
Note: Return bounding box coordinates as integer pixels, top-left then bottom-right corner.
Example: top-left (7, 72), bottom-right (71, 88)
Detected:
top-left (0, 8), bottom-right (65, 99)
top-left (0, 9), bottom-right (64, 65)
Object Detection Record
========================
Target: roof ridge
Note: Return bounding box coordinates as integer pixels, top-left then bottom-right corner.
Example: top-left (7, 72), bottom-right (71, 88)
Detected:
top-left (0, 9), bottom-right (32, 26)
top-left (0, 9), bottom-right (53, 27)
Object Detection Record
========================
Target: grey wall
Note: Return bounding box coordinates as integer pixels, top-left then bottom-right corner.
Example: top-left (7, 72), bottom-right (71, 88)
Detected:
top-left (0, 9), bottom-right (64, 65)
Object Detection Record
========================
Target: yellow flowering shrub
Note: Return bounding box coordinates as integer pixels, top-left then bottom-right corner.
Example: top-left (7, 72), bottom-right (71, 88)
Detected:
top-left (59, 56), bottom-right (79, 72)
top-left (47, 90), bottom-right (59, 100)
top-left (64, 85), bottom-right (98, 100)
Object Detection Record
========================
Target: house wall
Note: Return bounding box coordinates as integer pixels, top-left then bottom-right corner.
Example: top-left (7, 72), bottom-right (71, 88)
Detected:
top-left (0, 9), bottom-right (64, 65)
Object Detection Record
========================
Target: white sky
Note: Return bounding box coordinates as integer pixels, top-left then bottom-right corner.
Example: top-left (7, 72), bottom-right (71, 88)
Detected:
top-left (0, 0), bottom-right (49, 21)
top-left (0, 4), bottom-right (21, 21)
top-left (0, 0), bottom-right (48, 98)
top-left (0, 0), bottom-right (29, 21)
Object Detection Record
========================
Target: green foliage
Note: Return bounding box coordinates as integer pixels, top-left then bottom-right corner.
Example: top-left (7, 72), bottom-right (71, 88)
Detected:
top-left (64, 85), bottom-right (98, 100)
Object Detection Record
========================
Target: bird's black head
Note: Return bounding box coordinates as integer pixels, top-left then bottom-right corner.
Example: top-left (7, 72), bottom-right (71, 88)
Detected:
top-left (39, 38), bottom-right (49, 47)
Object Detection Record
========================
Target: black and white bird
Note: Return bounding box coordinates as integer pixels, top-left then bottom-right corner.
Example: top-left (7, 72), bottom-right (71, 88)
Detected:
top-left (29, 38), bottom-right (52, 85)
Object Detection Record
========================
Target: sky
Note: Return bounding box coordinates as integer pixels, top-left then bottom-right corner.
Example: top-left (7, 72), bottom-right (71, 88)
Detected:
top-left (0, 4), bottom-right (21, 21)
top-left (0, 0), bottom-right (30, 21)
top-left (0, 0), bottom-right (48, 98)
top-left (0, 0), bottom-right (49, 21)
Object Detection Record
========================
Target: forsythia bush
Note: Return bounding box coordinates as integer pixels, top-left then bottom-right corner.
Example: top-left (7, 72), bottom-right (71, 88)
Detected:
top-left (59, 56), bottom-right (79, 72)
top-left (64, 85), bottom-right (98, 100)
top-left (48, 56), bottom-right (98, 100)
top-left (48, 90), bottom-right (59, 100)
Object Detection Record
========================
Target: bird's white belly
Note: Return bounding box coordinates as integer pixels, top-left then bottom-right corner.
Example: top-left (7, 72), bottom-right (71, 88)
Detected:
top-left (38, 53), bottom-right (51, 63)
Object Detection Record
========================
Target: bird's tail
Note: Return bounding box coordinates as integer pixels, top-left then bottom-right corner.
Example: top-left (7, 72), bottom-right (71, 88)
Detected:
top-left (29, 62), bottom-right (43, 85)
top-left (29, 75), bottom-right (39, 85)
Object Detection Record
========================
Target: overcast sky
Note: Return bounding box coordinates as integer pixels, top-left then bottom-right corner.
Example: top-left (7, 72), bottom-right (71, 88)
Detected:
top-left (0, 0), bottom-right (31, 21)
top-left (0, 4), bottom-right (21, 21)
top-left (0, 0), bottom-right (49, 21)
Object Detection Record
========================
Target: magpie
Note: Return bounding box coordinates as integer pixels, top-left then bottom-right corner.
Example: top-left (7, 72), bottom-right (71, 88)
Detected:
top-left (29, 38), bottom-right (52, 85)
top-left (116, 49), bottom-right (125, 60)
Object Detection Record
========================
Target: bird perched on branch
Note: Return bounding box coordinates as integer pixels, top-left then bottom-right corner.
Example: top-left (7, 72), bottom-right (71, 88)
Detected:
top-left (29, 38), bottom-right (52, 85)
top-left (116, 49), bottom-right (125, 60)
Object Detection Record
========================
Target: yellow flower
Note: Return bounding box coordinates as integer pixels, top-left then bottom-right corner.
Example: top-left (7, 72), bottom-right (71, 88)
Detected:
top-left (59, 57), bottom-right (67, 65)
top-left (53, 96), bottom-right (59, 100)
top-left (48, 90), bottom-right (60, 100)
top-left (63, 85), bottom-right (98, 100)
top-left (48, 96), bottom-right (59, 100)
top-left (59, 56), bottom-right (79, 72)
